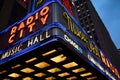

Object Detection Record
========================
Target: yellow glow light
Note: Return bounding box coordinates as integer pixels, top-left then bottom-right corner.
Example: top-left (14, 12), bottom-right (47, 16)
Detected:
top-left (11, 64), bottom-right (21, 69)
top-left (48, 67), bottom-right (61, 73)
top-left (58, 72), bottom-right (70, 77)
top-left (34, 72), bottom-right (46, 77)
top-left (0, 70), bottom-right (7, 74)
top-left (50, 54), bottom-right (67, 63)
top-left (87, 76), bottom-right (97, 80)
top-left (45, 76), bottom-right (56, 80)
top-left (72, 67), bottom-right (86, 73)
top-left (66, 76), bottom-right (77, 80)
top-left (23, 77), bottom-right (33, 80)
top-left (25, 57), bottom-right (37, 63)
top-left (8, 73), bottom-right (21, 78)
top-left (34, 61), bottom-right (50, 68)
top-left (21, 68), bottom-right (34, 73)
top-left (80, 72), bottom-right (92, 77)
top-left (42, 49), bottom-right (57, 56)
top-left (63, 62), bottom-right (78, 68)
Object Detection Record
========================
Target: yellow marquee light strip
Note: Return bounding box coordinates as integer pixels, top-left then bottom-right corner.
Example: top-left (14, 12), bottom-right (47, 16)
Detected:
top-left (87, 76), bottom-right (97, 80)
top-left (80, 72), bottom-right (92, 77)
top-left (66, 76), bottom-right (77, 80)
top-left (34, 72), bottom-right (46, 77)
top-left (34, 61), bottom-right (50, 68)
top-left (42, 49), bottom-right (57, 56)
top-left (63, 62), bottom-right (78, 68)
top-left (47, 67), bottom-right (61, 73)
top-left (22, 77), bottom-right (33, 80)
top-left (8, 73), bottom-right (21, 78)
top-left (50, 54), bottom-right (67, 63)
top-left (11, 64), bottom-right (21, 69)
top-left (72, 67), bottom-right (86, 73)
top-left (58, 72), bottom-right (70, 77)
top-left (25, 57), bottom-right (37, 63)
top-left (20, 68), bottom-right (35, 73)
top-left (0, 70), bottom-right (7, 74)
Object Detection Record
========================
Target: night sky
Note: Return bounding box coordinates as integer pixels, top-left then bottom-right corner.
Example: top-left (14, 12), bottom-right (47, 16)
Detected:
top-left (91, 0), bottom-right (120, 49)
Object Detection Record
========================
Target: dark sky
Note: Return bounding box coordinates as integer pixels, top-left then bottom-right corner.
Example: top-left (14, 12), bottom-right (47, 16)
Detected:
top-left (91, 0), bottom-right (120, 49)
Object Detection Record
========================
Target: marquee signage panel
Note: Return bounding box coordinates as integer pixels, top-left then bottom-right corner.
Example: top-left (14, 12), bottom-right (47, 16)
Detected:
top-left (0, 27), bottom-right (65, 61)
top-left (0, 0), bottom-right (74, 50)
top-left (0, 5), bottom-right (52, 50)
top-left (0, 1), bottom-right (120, 79)
top-left (0, 2), bottom-right (99, 60)
top-left (0, 24), bottom-right (119, 80)
top-left (49, 3), bottom-right (120, 79)
top-left (0, 0), bottom-right (75, 50)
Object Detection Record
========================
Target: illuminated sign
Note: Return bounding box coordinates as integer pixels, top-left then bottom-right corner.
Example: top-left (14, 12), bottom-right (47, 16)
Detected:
top-left (63, 12), bottom-right (100, 58)
top-left (64, 34), bottom-right (79, 50)
top-left (0, 29), bottom-right (51, 60)
top-left (62, 12), bottom-right (120, 79)
top-left (8, 6), bottom-right (49, 44)
top-left (0, 2), bottom-right (119, 79)
top-left (87, 54), bottom-right (117, 80)
top-left (0, 5), bottom-right (50, 50)
top-left (100, 51), bottom-right (120, 79)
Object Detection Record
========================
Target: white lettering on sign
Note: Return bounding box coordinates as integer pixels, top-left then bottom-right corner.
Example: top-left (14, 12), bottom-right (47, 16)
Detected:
top-left (0, 44), bottom-right (23, 60)
top-left (27, 30), bottom-right (51, 47)
top-left (88, 54), bottom-right (116, 80)
top-left (64, 34), bottom-right (79, 50)
top-left (0, 30), bottom-right (51, 60)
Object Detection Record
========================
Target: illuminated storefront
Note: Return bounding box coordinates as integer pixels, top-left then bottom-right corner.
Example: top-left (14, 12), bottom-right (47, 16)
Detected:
top-left (0, 0), bottom-right (120, 80)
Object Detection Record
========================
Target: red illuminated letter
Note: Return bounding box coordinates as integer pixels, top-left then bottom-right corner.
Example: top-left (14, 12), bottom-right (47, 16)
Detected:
top-left (40, 14), bottom-right (48, 25)
top-left (40, 6), bottom-right (49, 16)
top-left (18, 22), bottom-right (25, 38)
top-left (11, 26), bottom-right (17, 35)
top-left (100, 52), bottom-right (106, 65)
top-left (26, 16), bottom-right (34, 25)
top-left (35, 12), bottom-right (39, 20)
top-left (8, 26), bottom-right (17, 43)
top-left (40, 6), bottom-right (49, 25)
top-left (8, 34), bottom-right (15, 43)
top-left (28, 22), bottom-right (35, 32)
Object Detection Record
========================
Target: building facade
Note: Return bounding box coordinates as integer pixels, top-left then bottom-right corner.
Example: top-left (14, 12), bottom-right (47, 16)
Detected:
top-left (74, 0), bottom-right (120, 70)
top-left (0, 0), bottom-right (120, 80)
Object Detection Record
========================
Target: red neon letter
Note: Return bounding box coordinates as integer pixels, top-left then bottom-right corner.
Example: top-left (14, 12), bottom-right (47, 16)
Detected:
top-left (100, 52), bottom-right (106, 65)
top-left (11, 26), bottom-right (17, 35)
top-left (8, 34), bottom-right (15, 43)
top-left (40, 6), bottom-right (49, 25)
top-left (26, 16), bottom-right (34, 25)
top-left (18, 22), bottom-right (25, 38)
top-left (40, 14), bottom-right (48, 25)
top-left (40, 6), bottom-right (49, 16)
top-left (28, 22), bottom-right (35, 32)
top-left (18, 22), bottom-right (25, 30)
top-left (35, 12), bottom-right (39, 20)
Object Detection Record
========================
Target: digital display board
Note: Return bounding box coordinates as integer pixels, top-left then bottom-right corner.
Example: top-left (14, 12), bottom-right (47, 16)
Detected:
top-left (0, 1), bottom-right (120, 79)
